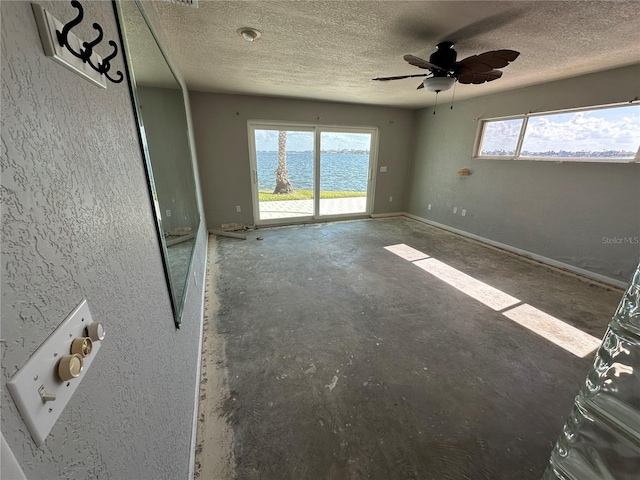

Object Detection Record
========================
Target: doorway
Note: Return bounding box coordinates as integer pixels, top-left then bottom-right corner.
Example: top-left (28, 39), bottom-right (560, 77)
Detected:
top-left (248, 123), bottom-right (378, 225)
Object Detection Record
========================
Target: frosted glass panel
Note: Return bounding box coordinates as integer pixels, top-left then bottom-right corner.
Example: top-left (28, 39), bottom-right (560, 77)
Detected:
top-left (544, 262), bottom-right (640, 480)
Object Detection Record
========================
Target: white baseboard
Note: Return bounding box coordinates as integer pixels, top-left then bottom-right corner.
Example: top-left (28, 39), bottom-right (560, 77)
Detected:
top-left (403, 213), bottom-right (627, 290)
top-left (209, 229), bottom-right (247, 239)
top-left (371, 212), bottom-right (404, 218)
top-left (2, 433), bottom-right (27, 480)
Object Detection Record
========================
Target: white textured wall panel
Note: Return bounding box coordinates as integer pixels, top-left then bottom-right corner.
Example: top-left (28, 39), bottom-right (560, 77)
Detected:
top-left (1, 1), bottom-right (206, 478)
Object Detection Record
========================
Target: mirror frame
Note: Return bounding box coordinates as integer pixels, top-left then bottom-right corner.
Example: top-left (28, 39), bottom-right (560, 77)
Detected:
top-left (112, 0), bottom-right (200, 327)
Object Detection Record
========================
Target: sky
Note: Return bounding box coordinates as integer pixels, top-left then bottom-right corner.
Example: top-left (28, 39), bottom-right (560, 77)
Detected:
top-left (481, 104), bottom-right (640, 154)
top-left (255, 130), bottom-right (371, 151)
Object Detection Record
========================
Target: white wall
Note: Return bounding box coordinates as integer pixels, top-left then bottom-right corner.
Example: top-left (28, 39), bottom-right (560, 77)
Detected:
top-left (406, 65), bottom-right (640, 283)
top-left (1, 1), bottom-right (206, 478)
top-left (189, 92), bottom-right (415, 227)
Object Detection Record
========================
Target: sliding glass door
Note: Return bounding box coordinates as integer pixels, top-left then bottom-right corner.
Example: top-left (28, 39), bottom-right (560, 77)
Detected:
top-left (249, 123), bottom-right (377, 225)
top-left (319, 130), bottom-right (372, 216)
top-left (251, 127), bottom-right (315, 221)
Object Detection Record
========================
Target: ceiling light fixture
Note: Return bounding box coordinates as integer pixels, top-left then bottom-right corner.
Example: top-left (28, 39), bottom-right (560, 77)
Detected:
top-left (423, 77), bottom-right (456, 93)
top-left (236, 27), bottom-right (261, 42)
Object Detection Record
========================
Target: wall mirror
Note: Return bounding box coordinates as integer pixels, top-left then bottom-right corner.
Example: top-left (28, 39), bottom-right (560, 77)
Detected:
top-left (115, 0), bottom-right (200, 327)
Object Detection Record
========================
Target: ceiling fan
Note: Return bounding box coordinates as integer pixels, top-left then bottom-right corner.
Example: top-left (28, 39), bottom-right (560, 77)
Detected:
top-left (373, 41), bottom-right (520, 93)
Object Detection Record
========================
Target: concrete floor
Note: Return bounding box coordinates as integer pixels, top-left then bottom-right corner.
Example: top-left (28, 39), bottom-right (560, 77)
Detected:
top-left (203, 217), bottom-right (623, 479)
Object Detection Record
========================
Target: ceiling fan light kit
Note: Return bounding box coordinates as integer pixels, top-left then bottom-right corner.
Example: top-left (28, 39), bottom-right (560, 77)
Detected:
top-left (423, 77), bottom-right (456, 92)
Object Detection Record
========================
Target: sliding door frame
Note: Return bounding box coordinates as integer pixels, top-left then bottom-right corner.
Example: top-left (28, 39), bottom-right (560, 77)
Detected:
top-left (247, 120), bottom-right (379, 226)
top-left (248, 122), bottom-right (316, 225)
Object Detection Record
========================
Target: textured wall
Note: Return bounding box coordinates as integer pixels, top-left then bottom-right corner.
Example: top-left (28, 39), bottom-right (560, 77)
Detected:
top-left (406, 65), bottom-right (640, 284)
top-left (189, 92), bottom-right (415, 227)
top-left (1, 1), bottom-right (206, 478)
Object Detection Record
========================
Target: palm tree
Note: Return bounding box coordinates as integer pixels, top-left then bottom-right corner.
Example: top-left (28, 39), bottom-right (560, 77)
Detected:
top-left (273, 130), bottom-right (293, 194)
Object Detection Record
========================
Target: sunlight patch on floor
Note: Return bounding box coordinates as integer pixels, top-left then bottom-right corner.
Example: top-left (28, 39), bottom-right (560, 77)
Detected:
top-left (502, 304), bottom-right (602, 358)
top-left (413, 257), bottom-right (520, 311)
top-left (385, 243), bottom-right (600, 358)
top-left (383, 243), bottom-right (430, 261)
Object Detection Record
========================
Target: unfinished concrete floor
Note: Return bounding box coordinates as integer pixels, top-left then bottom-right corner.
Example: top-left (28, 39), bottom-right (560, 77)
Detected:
top-left (201, 217), bottom-right (624, 480)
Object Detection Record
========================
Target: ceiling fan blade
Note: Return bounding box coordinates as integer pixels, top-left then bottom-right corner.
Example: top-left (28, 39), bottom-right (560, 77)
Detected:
top-left (395, 7), bottom-right (524, 50)
top-left (372, 73), bottom-right (429, 82)
top-left (453, 50), bottom-right (520, 73)
top-left (443, 9), bottom-right (525, 46)
top-left (457, 69), bottom-right (502, 84)
top-left (403, 54), bottom-right (444, 71)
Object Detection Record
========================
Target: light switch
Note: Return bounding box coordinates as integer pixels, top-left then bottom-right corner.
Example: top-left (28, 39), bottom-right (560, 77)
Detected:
top-left (86, 322), bottom-right (105, 342)
top-left (6, 300), bottom-right (104, 446)
top-left (70, 337), bottom-right (93, 358)
top-left (57, 354), bottom-right (83, 381)
top-left (379, 166), bottom-right (387, 172)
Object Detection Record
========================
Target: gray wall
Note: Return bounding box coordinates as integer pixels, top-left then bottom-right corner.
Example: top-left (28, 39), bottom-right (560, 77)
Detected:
top-left (406, 64), bottom-right (640, 283)
top-left (189, 92), bottom-right (415, 227)
top-left (1, 1), bottom-right (206, 478)
top-left (138, 86), bottom-right (199, 233)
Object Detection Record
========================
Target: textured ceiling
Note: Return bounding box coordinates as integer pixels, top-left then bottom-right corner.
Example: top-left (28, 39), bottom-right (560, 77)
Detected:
top-left (120, 0), bottom-right (179, 89)
top-left (149, 1), bottom-right (640, 109)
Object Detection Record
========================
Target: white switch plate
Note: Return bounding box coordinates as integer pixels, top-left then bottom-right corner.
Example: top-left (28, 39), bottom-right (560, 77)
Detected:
top-left (462, 209), bottom-right (466, 216)
top-left (236, 206), bottom-right (241, 213)
top-left (379, 166), bottom-right (387, 172)
top-left (453, 207), bottom-right (458, 214)
top-left (7, 300), bottom-right (103, 447)
top-left (31, 3), bottom-right (106, 89)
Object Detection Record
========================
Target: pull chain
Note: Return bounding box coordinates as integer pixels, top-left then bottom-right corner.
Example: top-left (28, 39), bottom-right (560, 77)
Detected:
top-left (433, 92), bottom-right (439, 115)
top-left (450, 81), bottom-right (457, 110)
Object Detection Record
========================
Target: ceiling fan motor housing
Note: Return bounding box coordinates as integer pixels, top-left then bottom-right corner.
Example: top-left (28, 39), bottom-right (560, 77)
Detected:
top-left (430, 41), bottom-right (457, 76)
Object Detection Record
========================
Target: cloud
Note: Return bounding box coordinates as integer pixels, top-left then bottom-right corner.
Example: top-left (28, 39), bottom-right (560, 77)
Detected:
top-left (254, 130), bottom-right (371, 151)
top-left (320, 132), bottom-right (371, 150)
top-left (254, 130), bottom-right (314, 151)
top-left (482, 105), bottom-right (640, 154)
top-left (481, 119), bottom-right (522, 152)
top-left (522, 109), bottom-right (640, 152)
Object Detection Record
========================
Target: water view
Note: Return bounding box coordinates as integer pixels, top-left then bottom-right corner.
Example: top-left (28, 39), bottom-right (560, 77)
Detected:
top-left (256, 151), bottom-right (370, 192)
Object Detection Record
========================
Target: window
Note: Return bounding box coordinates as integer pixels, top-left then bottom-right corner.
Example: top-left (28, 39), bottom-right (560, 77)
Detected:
top-left (479, 118), bottom-right (523, 156)
top-left (475, 103), bottom-right (640, 163)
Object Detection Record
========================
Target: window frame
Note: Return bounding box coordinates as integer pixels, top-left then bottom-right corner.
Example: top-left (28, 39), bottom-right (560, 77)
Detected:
top-left (473, 102), bottom-right (640, 164)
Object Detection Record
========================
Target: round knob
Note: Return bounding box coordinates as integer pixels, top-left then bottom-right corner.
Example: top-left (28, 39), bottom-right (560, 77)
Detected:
top-left (86, 322), bottom-right (105, 342)
top-left (58, 354), bottom-right (83, 381)
top-left (70, 337), bottom-right (93, 357)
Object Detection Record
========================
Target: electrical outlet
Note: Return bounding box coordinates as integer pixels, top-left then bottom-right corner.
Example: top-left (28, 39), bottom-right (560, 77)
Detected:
top-left (428, 204), bottom-right (432, 210)
top-left (461, 209), bottom-right (466, 216)
top-left (7, 300), bottom-right (104, 446)
top-left (389, 196), bottom-right (393, 202)
top-left (453, 207), bottom-right (458, 214)
top-left (236, 206), bottom-right (241, 213)
top-left (166, 210), bottom-right (171, 217)
top-left (380, 166), bottom-right (387, 173)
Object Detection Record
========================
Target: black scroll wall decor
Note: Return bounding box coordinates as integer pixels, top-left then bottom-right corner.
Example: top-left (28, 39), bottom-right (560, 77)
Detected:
top-left (56, 0), bottom-right (123, 84)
